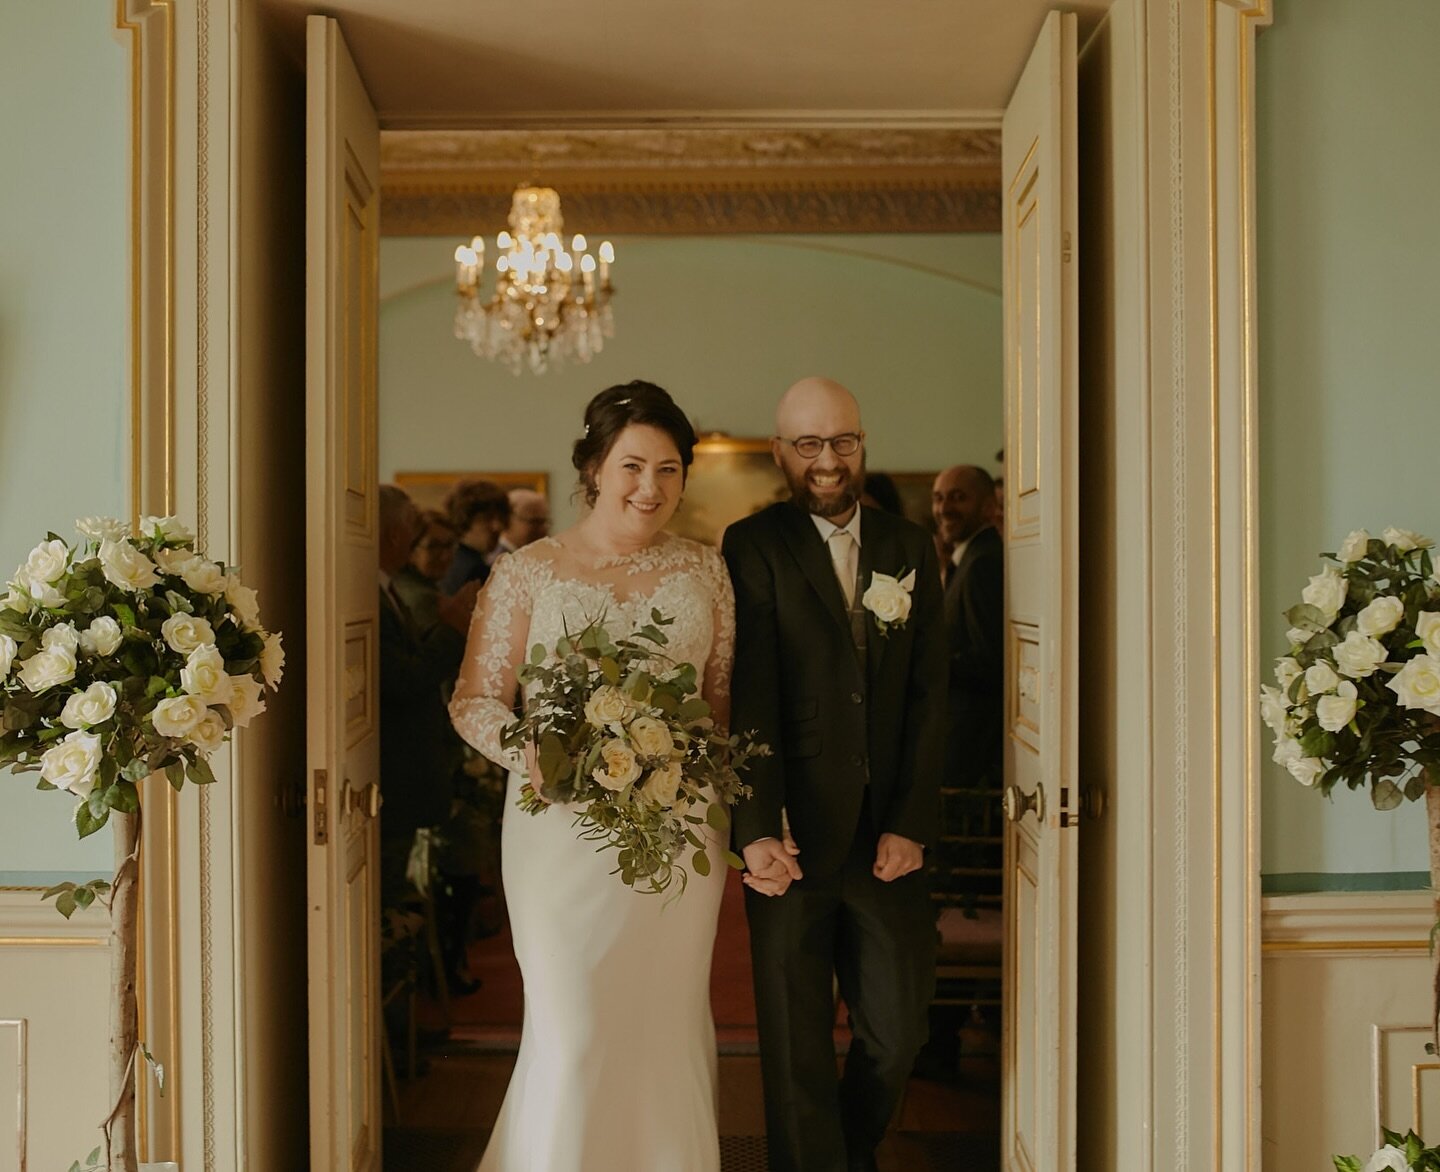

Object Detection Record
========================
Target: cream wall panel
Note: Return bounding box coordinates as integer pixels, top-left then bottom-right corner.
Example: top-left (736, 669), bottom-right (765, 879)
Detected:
top-left (1262, 892), bottom-right (1435, 1168)
top-left (0, 894), bottom-right (110, 1172)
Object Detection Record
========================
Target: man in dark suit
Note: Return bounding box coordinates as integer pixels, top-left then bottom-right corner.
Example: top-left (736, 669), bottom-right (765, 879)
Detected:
top-left (932, 465), bottom-right (1004, 790)
top-left (723, 378), bottom-right (947, 1172)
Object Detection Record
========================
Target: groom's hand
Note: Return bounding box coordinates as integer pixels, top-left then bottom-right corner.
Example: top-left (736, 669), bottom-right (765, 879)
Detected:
top-left (742, 837), bottom-right (802, 897)
top-left (873, 833), bottom-right (924, 882)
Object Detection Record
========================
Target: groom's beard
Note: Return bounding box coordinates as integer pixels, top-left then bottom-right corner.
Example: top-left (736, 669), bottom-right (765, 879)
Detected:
top-left (785, 456), bottom-right (865, 519)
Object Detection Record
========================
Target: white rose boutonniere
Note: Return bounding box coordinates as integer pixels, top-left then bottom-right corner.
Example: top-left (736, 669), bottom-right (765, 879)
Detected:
top-left (862, 568), bottom-right (917, 636)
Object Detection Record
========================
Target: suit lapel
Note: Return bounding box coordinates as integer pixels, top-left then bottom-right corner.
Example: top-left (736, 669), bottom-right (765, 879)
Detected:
top-left (774, 503), bottom-right (851, 636)
top-left (859, 510), bottom-right (896, 691)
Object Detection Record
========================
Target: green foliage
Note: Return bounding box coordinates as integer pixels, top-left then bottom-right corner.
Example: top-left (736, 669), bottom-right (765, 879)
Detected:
top-left (502, 612), bottom-right (770, 895)
top-left (1336, 1127), bottom-right (1440, 1170)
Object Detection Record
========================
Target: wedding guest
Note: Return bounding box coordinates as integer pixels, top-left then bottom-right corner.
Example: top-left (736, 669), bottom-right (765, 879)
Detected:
top-left (440, 478), bottom-right (510, 594)
top-left (487, 487), bottom-right (551, 564)
top-left (394, 509), bottom-right (457, 635)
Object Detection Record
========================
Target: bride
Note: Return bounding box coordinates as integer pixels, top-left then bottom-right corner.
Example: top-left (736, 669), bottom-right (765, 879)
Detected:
top-left (449, 381), bottom-right (735, 1172)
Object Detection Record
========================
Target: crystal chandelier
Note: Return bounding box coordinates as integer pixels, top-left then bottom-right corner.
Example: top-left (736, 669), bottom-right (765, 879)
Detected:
top-left (453, 186), bottom-right (615, 376)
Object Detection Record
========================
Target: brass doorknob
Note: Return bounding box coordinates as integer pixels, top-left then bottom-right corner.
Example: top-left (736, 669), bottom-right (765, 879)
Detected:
top-left (1003, 783), bottom-right (1045, 824)
top-left (346, 781), bottom-right (382, 819)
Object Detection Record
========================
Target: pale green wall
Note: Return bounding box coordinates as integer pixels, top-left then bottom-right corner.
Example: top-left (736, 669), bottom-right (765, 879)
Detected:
top-left (0, 5), bottom-right (126, 877)
top-left (379, 233), bottom-right (1003, 528)
top-left (1258, 0), bottom-right (1440, 882)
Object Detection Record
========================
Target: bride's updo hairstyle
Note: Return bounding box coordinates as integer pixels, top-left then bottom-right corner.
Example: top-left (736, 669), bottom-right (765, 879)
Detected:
top-left (572, 380), bottom-right (697, 506)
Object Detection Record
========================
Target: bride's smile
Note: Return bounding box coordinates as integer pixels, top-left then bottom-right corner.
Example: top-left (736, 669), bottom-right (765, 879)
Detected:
top-left (586, 423), bottom-right (686, 546)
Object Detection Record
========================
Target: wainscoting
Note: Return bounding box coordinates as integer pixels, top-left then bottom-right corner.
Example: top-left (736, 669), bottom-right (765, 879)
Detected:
top-left (1262, 890), bottom-right (1436, 1168)
top-left (0, 888), bottom-right (110, 1172)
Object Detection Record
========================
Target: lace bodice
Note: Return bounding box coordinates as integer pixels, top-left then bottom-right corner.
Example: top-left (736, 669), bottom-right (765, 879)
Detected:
top-left (449, 532), bottom-right (736, 772)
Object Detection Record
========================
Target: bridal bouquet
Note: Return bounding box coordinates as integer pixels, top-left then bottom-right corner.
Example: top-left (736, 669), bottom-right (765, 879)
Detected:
top-left (501, 611), bottom-right (768, 894)
top-left (1262, 527), bottom-right (1440, 808)
top-left (0, 516), bottom-right (284, 855)
top-left (1336, 1128), bottom-right (1440, 1171)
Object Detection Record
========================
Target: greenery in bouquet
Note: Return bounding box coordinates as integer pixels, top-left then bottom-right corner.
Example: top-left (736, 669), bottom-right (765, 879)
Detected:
top-left (1261, 527), bottom-right (1440, 809)
top-left (501, 610), bottom-right (769, 895)
top-left (1336, 1128), bottom-right (1440, 1171)
top-left (0, 515), bottom-right (284, 882)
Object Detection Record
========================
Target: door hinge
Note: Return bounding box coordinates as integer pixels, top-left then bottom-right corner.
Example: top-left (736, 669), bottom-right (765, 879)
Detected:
top-left (1062, 230), bottom-right (1073, 264)
top-left (313, 768), bottom-right (329, 846)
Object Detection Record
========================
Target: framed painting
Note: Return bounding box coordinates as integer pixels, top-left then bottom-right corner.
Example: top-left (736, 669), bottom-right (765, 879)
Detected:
top-left (392, 470), bottom-right (549, 515)
top-left (668, 435), bottom-right (787, 547)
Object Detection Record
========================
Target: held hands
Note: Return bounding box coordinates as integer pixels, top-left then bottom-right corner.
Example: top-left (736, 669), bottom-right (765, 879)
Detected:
top-left (438, 579), bottom-right (482, 634)
top-left (522, 741), bottom-right (554, 806)
top-left (741, 834), bottom-right (802, 898)
top-left (873, 832), bottom-right (924, 882)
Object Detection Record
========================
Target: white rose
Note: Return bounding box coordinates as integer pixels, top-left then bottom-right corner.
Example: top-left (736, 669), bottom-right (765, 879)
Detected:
top-left (1316, 681), bottom-right (1359, 733)
top-left (259, 630), bottom-right (285, 690)
top-left (1285, 754), bottom-right (1326, 788)
top-left (225, 673), bottom-right (267, 728)
top-left (1364, 1144), bottom-right (1413, 1172)
top-left (628, 715), bottom-right (675, 759)
top-left (1285, 626), bottom-right (1310, 648)
top-left (861, 570), bottom-right (915, 625)
top-left (23, 576), bottom-right (65, 608)
top-left (39, 730), bottom-right (102, 798)
top-left (60, 681), bottom-right (118, 730)
top-left (640, 760), bottom-right (684, 807)
top-left (139, 515), bottom-right (194, 544)
top-left (23, 539), bottom-right (69, 584)
top-left (0, 634), bottom-right (15, 679)
top-left (593, 738), bottom-right (642, 791)
top-left (1356, 595), bottom-right (1405, 638)
top-left (1301, 566), bottom-right (1348, 621)
top-left (151, 694), bottom-right (207, 738)
top-left (180, 559), bottom-right (227, 596)
top-left (17, 646), bottom-right (77, 692)
top-left (99, 539), bottom-right (160, 593)
top-left (154, 547), bottom-right (199, 577)
top-left (1336, 529), bottom-right (1370, 563)
top-left (1333, 630), bottom-right (1388, 678)
top-left (1383, 527), bottom-right (1432, 552)
top-left (223, 576), bottom-right (261, 629)
top-left (1274, 657), bottom-right (1303, 689)
top-left (1417, 611), bottom-right (1440, 658)
top-left (181, 645), bottom-right (232, 706)
top-left (75, 516), bottom-right (131, 542)
top-left (79, 616), bottom-right (123, 657)
top-left (41, 623), bottom-right (80, 655)
top-left (1258, 685), bottom-right (1292, 734)
top-left (187, 710), bottom-right (229, 754)
top-left (0, 589), bottom-right (26, 613)
top-left (1304, 661), bottom-right (1339, 696)
top-left (584, 685), bottom-right (632, 730)
top-left (1387, 654), bottom-right (1440, 716)
top-left (161, 613), bottom-right (216, 656)
top-left (1272, 736), bottom-right (1303, 768)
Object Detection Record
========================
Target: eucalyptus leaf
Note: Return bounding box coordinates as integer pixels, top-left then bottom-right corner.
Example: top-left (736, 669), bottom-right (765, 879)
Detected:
top-left (1371, 778), bottom-right (1404, 811)
top-left (692, 848), bottom-right (711, 877)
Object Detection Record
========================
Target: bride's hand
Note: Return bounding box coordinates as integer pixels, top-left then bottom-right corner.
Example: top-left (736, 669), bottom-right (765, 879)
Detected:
top-left (523, 742), bottom-right (553, 804)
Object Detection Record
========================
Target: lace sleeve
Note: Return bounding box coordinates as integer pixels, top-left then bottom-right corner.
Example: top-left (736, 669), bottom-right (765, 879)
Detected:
top-left (448, 553), bottom-right (533, 772)
top-left (701, 544), bottom-right (735, 735)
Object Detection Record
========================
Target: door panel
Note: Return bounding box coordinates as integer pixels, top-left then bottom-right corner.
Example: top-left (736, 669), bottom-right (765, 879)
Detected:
top-left (306, 16), bottom-right (381, 1172)
top-left (1001, 10), bottom-right (1078, 1171)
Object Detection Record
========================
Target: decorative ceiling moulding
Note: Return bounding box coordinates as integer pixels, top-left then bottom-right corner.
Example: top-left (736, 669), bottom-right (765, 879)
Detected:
top-left (380, 128), bottom-right (1002, 234)
top-left (378, 109), bottom-right (1007, 132)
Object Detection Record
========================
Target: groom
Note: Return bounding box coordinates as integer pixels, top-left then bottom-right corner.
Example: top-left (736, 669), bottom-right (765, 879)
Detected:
top-left (723, 377), bottom-right (947, 1172)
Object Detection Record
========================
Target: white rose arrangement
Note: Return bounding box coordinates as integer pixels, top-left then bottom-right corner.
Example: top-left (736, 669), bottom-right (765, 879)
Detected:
top-left (0, 516), bottom-right (284, 846)
top-left (499, 612), bottom-right (769, 895)
top-left (1336, 1128), bottom-right (1440, 1171)
top-left (1263, 528), bottom-right (1440, 808)
top-left (861, 568), bottom-right (917, 635)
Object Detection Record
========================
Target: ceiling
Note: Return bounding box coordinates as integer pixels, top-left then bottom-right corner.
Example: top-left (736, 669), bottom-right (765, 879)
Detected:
top-left (262, 0), bottom-right (1111, 128)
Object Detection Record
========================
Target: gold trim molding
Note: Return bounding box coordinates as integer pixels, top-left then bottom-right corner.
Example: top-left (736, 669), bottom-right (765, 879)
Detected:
top-left (381, 128), bottom-right (1002, 235)
top-left (1, 1019), bottom-right (26, 1172)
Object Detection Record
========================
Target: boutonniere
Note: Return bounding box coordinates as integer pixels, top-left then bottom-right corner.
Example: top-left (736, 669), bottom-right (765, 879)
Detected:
top-left (861, 568), bottom-right (916, 636)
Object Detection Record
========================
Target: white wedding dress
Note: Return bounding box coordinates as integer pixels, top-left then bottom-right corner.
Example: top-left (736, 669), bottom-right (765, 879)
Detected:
top-left (449, 532), bottom-right (734, 1172)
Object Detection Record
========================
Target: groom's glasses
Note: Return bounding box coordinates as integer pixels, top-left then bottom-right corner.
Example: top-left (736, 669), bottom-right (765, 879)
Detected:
top-left (777, 432), bottom-right (864, 459)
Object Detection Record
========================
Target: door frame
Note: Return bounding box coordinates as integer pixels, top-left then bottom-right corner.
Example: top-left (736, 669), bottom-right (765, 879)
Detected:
top-left (123, 1), bottom-right (1268, 1166)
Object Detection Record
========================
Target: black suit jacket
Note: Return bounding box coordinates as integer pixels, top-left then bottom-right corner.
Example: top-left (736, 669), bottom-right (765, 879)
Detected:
top-left (378, 587), bottom-right (466, 842)
top-left (723, 502), bottom-right (948, 877)
top-left (942, 524), bottom-right (1004, 787)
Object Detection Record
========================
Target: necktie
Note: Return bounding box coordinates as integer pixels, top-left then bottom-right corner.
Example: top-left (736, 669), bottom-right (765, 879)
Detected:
top-left (829, 529), bottom-right (857, 609)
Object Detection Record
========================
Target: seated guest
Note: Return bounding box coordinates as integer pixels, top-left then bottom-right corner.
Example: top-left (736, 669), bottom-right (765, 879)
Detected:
top-left (487, 487), bottom-right (551, 564)
top-left (394, 508), bottom-right (457, 634)
top-left (439, 478), bottom-right (510, 594)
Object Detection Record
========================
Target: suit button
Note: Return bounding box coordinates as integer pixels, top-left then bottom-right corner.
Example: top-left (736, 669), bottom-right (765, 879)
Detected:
top-left (850, 692), bottom-right (863, 704)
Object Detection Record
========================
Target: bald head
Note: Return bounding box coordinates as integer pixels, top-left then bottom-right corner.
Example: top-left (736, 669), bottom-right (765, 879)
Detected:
top-left (932, 464), bottom-right (996, 547)
top-left (775, 377), bottom-right (862, 438)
